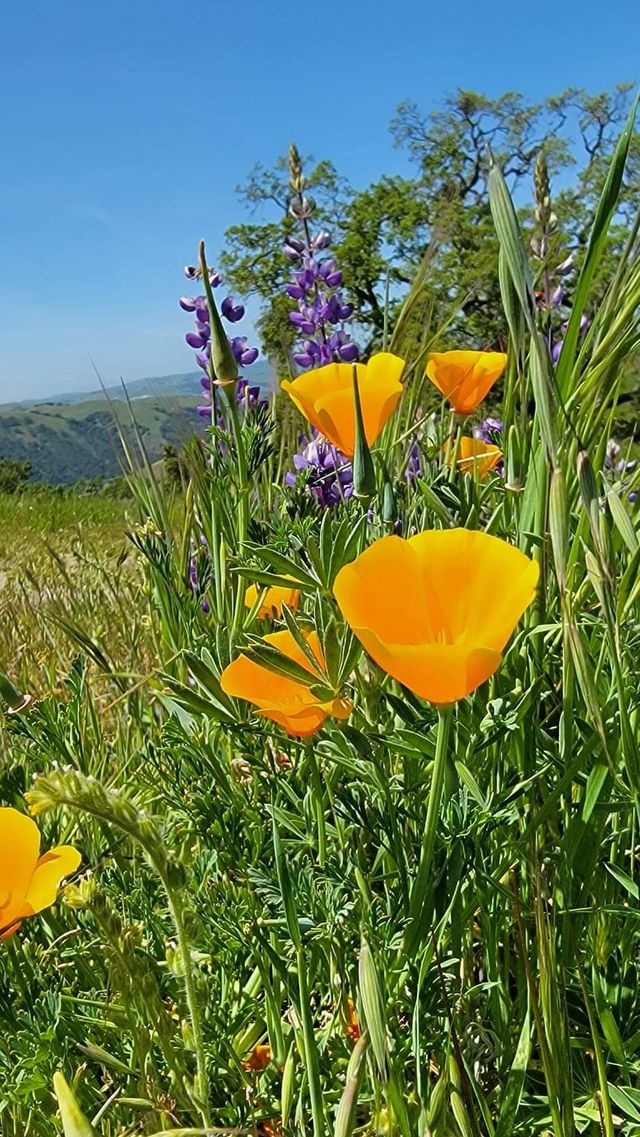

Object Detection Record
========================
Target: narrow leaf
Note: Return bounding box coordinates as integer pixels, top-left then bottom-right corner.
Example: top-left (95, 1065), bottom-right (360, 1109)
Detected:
top-left (53, 1072), bottom-right (98, 1137)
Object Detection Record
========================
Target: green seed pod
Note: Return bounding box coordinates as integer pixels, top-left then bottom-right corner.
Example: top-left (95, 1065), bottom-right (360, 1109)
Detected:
top-left (53, 1072), bottom-right (97, 1137)
top-left (381, 477), bottom-right (395, 525)
top-left (199, 240), bottom-right (238, 386)
top-left (358, 939), bottom-right (387, 1079)
top-left (334, 1035), bottom-right (368, 1137)
top-left (352, 367), bottom-right (376, 500)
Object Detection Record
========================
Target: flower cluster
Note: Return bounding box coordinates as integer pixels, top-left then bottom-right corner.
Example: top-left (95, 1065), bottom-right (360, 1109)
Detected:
top-left (188, 535), bottom-right (211, 613)
top-left (284, 146), bottom-right (357, 369)
top-left (180, 264), bottom-right (260, 419)
top-left (286, 433), bottom-right (354, 508)
top-left (605, 437), bottom-right (638, 503)
top-left (196, 377), bottom-right (265, 420)
top-left (474, 416), bottom-right (504, 444)
top-left (529, 155), bottom-right (589, 364)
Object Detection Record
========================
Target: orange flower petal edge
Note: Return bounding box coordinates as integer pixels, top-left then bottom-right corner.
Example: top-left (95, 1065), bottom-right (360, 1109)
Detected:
top-left (333, 529), bottom-right (538, 705)
top-left (245, 578), bottom-right (301, 619)
top-left (220, 628), bottom-right (352, 737)
top-left (444, 437), bottom-right (503, 480)
top-left (281, 352), bottom-right (405, 457)
top-left (426, 350), bottom-right (507, 415)
top-left (0, 808), bottom-right (81, 939)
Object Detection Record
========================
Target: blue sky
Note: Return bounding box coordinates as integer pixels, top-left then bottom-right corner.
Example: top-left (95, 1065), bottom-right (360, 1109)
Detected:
top-left (0, 0), bottom-right (638, 402)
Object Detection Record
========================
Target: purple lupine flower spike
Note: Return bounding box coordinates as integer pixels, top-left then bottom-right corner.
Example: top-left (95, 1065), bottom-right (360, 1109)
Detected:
top-left (474, 417), bottom-right (504, 444)
top-left (180, 259), bottom-right (260, 420)
top-left (283, 149), bottom-right (358, 369)
top-left (287, 432), bottom-right (353, 508)
top-left (189, 541), bottom-right (212, 612)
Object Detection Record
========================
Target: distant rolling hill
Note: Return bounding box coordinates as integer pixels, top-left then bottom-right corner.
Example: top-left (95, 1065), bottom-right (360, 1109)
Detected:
top-left (5, 359), bottom-right (274, 409)
top-left (0, 362), bottom-right (275, 484)
top-left (0, 394), bottom-right (206, 484)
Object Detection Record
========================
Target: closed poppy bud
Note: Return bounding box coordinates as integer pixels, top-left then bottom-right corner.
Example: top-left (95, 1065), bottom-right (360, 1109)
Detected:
top-left (220, 629), bottom-right (352, 737)
top-left (199, 240), bottom-right (239, 386)
top-left (444, 437), bottom-right (503, 480)
top-left (382, 478), bottom-right (395, 524)
top-left (0, 808), bottom-right (81, 939)
top-left (245, 578), bottom-right (301, 619)
top-left (344, 997), bottom-right (361, 1042)
top-left (281, 353), bottom-right (404, 459)
top-left (352, 367), bottom-right (377, 500)
top-left (333, 529), bottom-right (538, 705)
top-left (243, 1043), bottom-right (272, 1071)
top-left (426, 350), bottom-right (507, 415)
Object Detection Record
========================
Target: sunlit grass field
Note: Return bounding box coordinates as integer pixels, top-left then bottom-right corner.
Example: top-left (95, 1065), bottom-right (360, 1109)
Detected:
top-left (2, 114), bottom-right (640, 1137)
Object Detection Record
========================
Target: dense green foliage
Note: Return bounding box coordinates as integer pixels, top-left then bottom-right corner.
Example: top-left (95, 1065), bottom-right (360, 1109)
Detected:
top-left (0, 457), bottom-right (31, 493)
top-left (1, 91), bottom-right (640, 1137)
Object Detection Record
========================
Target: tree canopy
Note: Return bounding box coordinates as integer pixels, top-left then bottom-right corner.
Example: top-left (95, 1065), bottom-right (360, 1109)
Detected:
top-left (219, 85), bottom-right (640, 368)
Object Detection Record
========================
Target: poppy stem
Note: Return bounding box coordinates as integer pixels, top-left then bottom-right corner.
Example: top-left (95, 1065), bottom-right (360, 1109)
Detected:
top-left (447, 417), bottom-right (463, 482)
top-left (306, 742), bottom-right (327, 866)
top-left (297, 945), bottom-right (327, 1137)
top-left (405, 705), bottom-right (453, 955)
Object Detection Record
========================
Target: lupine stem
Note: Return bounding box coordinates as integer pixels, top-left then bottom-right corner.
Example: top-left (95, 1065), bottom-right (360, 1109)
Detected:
top-left (224, 385), bottom-right (251, 629)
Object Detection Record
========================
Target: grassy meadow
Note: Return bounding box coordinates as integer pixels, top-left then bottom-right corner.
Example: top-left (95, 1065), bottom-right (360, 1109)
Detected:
top-left (2, 113), bottom-right (640, 1137)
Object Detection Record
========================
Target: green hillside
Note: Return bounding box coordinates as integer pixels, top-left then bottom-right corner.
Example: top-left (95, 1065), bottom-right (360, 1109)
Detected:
top-left (0, 394), bottom-right (204, 483)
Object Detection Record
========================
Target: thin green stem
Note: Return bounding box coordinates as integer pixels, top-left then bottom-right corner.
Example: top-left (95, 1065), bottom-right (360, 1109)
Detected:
top-left (446, 416), bottom-right (463, 482)
top-left (296, 946), bottom-right (325, 1137)
top-left (405, 705), bottom-right (452, 955)
top-left (577, 963), bottom-right (615, 1137)
top-left (224, 388), bottom-right (250, 629)
top-left (306, 743), bottom-right (326, 866)
top-left (163, 875), bottom-right (211, 1128)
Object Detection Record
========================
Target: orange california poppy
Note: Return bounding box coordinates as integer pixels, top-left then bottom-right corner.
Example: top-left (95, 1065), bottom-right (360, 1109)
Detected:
top-left (220, 628), bottom-right (351, 737)
top-left (245, 578), bottom-right (301, 619)
top-left (426, 351), bottom-right (507, 415)
top-left (445, 437), bottom-right (503, 480)
top-left (333, 529), bottom-right (538, 705)
top-left (281, 352), bottom-right (405, 458)
top-left (0, 808), bottom-right (81, 939)
top-left (243, 1043), bottom-right (272, 1072)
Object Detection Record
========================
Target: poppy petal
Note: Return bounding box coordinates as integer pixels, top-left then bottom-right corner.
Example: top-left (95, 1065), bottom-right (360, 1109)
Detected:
top-left (354, 628), bottom-right (501, 703)
top-left (245, 581), bottom-right (301, 619)
top-left (408, 529), bottom-right (539, 651)
top-left (333, 536), bottom-right (443, 645)
top-left (256, 704), bottom-right (329, 737)
top-left (426, 351), bottom-right (507, 415)
top-left (0, 808), bottom-right (40, 920)
top-left (22, 845), bottom-right (81, 917)
top-left (334, 528), bottom-right (537, 705)
top-left (282, 355), bottom-right (404, 455)
top-left (263, 629), bottom-right (324, 674)
top-left (221, 653), bottom-right (315, 710)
